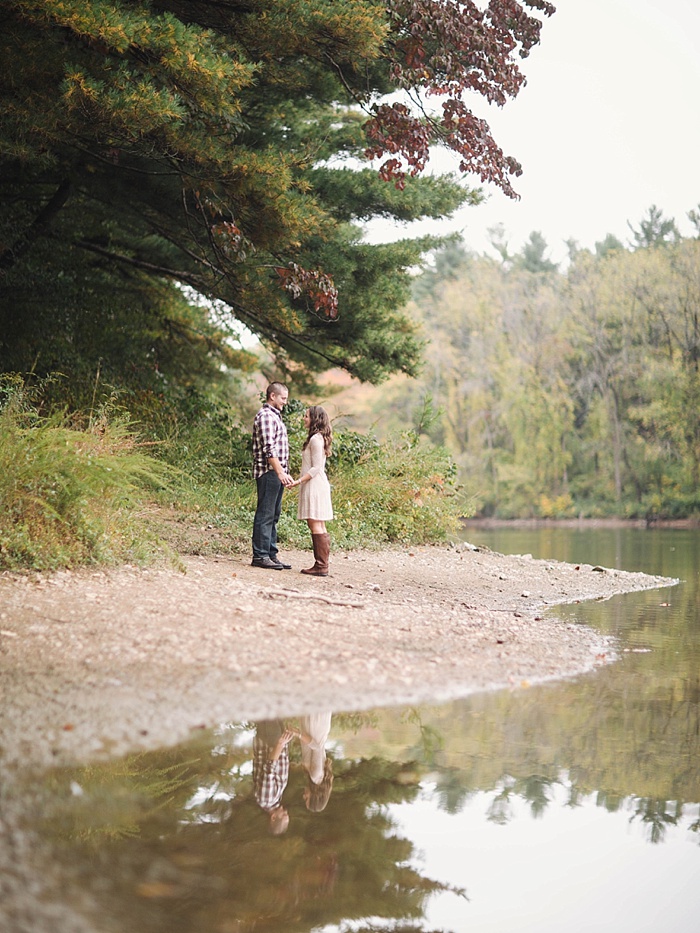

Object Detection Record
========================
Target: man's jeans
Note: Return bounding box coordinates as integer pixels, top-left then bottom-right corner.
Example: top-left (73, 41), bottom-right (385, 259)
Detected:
top-left (252, 470), bottom-right (284, 560)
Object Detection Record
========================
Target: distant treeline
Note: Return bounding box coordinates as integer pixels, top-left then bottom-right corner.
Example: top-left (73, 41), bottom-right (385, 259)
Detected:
top-left (390, 207), bottom-right (700, 519)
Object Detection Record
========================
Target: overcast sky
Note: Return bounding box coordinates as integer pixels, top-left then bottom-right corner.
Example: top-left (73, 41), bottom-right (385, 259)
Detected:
top-left (368, 0), bottom-right (700, 263)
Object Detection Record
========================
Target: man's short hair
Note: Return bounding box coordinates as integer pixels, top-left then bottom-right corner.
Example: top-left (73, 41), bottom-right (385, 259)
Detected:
top-left (266, 382), bottom-right (287, 400)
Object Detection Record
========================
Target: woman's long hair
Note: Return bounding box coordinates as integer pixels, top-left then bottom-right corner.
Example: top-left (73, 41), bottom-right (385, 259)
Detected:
top-left (303, 406), bottom-right (332, 456)
top-left (305, 757), bottom-right (334, 812)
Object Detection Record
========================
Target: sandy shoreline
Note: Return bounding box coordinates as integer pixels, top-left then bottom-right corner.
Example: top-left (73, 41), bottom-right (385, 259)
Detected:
top-left (0, 543), bottom-right (678, 772)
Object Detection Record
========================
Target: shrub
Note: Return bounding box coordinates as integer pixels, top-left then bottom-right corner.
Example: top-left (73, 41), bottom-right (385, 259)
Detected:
top-left (154, 407), bottom-right (464, 553)
top-left (325, 429), bottom-right (463, 547)
top-left (0, 379), bottom-right (170, 569)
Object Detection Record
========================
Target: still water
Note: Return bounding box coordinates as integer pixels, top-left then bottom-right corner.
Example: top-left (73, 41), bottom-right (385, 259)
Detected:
top-left (32, 526), bottom-right (700, 932)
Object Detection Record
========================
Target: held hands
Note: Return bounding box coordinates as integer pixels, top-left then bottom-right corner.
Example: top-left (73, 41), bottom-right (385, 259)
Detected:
top-left (274, 466), bottom-right (308, 487)
top-left (271, 727), bottom-right (299, 760)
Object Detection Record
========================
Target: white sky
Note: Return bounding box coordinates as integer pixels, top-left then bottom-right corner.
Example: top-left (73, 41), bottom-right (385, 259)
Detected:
top-left (367, 0), bottom-right (700, 264)
top-left (391, 787), bottom-right (700, 933)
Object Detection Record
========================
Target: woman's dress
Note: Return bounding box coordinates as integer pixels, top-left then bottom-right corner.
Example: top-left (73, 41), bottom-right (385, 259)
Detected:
top-left (297, 433), bottom-right (333, 521)
top-left (300, 712), bottom-right (332, 785)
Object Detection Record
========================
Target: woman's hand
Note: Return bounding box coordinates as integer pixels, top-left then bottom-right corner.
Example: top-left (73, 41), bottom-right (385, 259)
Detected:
top-left (271, 728), bottom-right (298, 759)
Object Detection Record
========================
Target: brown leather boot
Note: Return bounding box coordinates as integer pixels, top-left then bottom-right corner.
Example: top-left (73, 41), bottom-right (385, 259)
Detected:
top-left (300, 533), bottom-right (329, 576)
top-left (317, 532), bottom-right (330, 575)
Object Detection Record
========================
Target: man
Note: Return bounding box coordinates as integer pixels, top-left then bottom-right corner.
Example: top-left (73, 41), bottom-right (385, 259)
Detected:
top-left (251, 382), bottom-right (294, 569)
top-left (252, 720), bottom-right (297, 835)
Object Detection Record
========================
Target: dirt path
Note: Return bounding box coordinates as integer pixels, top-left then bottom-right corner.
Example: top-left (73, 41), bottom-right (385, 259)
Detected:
top-left (0, 543), bottom-right (678, 771)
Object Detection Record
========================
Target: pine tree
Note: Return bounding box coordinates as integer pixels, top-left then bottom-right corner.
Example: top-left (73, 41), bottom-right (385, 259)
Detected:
top-left (1, 0), bottom-right (553, 392)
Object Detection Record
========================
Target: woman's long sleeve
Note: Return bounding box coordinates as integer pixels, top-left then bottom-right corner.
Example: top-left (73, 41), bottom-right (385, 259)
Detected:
top-left (306, 434), bottom-right (325, 478)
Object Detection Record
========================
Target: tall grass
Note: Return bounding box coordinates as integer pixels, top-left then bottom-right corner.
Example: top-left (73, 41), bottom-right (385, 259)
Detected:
top-left (0, 383), bottom-right (170, 570)
top-left (323, 431), bottom-right (464, 547)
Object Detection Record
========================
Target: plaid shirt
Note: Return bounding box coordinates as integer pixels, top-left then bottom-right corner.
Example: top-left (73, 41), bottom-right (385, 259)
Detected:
top-left (252, 736), bottom-right (290, 811)
top-left (252, 403), bottom-right (289, 478)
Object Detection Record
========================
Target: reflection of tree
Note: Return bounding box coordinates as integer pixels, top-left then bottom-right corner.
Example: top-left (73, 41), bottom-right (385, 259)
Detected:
top-left (630, 797), bottom-right (681, 845)
top-left (689, 815), bottom-right (700, 842)
top-left (594, 791), bottom-right (624, 814)
top-left (517, 775), bottom-right (554, 819)
top-left (404, 709), bottom-right (445, 769)
top-left (378, 587), bottom-right (700, 839)
top-left (351, 926), bottom-right (456, 932)
top-left (40, 752), bottom-right (208, 843)
top-left (35, 631), bottom-right (700, 933)
top-left (482, 774), bottom-right (555, 824)
top-left (486, 784), bottom-right (514, 826)
top-left (434, 768), bottom-right (474, 816)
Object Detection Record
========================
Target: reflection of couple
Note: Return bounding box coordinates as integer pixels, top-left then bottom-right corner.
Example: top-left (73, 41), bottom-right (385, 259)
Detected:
top-left (251, 382), bottom-right (333, 576)
top-left (253, 715), bottom-right (333, 834)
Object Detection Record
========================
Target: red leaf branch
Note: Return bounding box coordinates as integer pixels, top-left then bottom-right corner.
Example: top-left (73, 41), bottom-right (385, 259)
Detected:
top-left (277, 263), bottom-right (339, 320)
top-left (366, 0), bottom-right (555, 195)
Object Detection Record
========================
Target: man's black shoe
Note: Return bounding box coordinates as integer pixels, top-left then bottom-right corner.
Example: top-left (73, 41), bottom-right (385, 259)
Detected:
top-left (251, 556), bottom-right (284, 569)
top-left (272, 558), bottom-right (292, 569)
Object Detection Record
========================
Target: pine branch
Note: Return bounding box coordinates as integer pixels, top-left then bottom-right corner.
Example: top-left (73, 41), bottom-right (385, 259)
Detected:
top-left (74, 238), bottom-right (208, 290)
top-left (0, 179), bottom-right (71, 274)
top-left (72, 237), bottom-right (352, 371)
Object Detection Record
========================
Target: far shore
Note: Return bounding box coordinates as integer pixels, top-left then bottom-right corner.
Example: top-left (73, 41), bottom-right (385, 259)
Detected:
top-left (462, 515), bottom-right (700, 530)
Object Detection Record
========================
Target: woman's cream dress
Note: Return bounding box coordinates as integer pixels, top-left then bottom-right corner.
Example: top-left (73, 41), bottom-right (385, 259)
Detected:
top-left (300, 711), bottom-right (332, 784)
top-left (297, 433), bottom-right (333, 521)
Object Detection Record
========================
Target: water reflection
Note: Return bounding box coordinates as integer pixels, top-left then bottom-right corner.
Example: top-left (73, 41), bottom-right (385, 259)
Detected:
top-left (251, 713), bottom-right (334, 834)
top-left (36, 690), bottom-right (699, 933)
top-left (29, 527), bottom-right (700, 932)
top-left (41, 712), bottom-right (464, 933)
top-left (252, 719), bottom-right (295, 833)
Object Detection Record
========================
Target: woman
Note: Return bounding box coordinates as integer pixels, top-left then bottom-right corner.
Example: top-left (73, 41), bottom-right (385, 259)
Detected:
top-left (295, 406), bottom-right (333, 576)
top-left (299, 711), bottom-right (334, 812)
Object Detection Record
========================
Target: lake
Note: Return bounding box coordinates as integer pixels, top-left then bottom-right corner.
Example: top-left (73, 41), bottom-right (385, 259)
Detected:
top-left (28, 525), bottom-right (700, 932)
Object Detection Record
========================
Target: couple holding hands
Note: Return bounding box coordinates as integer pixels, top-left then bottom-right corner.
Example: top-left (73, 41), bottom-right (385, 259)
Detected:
top-left (251, 382), bottom-right (333, 576)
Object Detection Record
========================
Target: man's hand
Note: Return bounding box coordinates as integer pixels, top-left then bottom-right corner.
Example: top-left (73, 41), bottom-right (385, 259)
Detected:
top-left (268, 457), bottom-right (294, 487)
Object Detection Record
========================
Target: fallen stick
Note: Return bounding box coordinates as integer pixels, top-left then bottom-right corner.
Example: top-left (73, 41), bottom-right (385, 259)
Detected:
top-left (262, 587), bottom-right (366, 609)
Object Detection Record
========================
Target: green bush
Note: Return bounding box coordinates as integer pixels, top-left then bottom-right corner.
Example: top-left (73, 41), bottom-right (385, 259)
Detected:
top-left (0, 380), bottom-right (170, 569)
top-left (150, 399), bottom-right (464, 553)
top-left (324, 429), bottom-right (463, 547)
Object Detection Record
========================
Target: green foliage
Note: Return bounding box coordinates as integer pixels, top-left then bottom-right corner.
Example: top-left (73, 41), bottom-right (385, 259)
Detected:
top-left (0, 0), bottom-right (484, 394)
top-left (0, 0), bottom-right (555, 554)
top-left (378, 216), bottom-right (700, 519)
top-left (155, 400), bottom-right (463, 554)
top-left (0, 378), bottom-right (461, 569)
top-left (514, 230), bottom-right (559, 273)
top-left (0, 378), bottom-right (170, 569)
top-left (277, 400), bottom-right (462, 547)
top-left (627, 204), bottom-right (680, 249)
top-left (321, 429), bottom-right (461, 548)
top-left (43, 755), bottom-right (200, 843)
